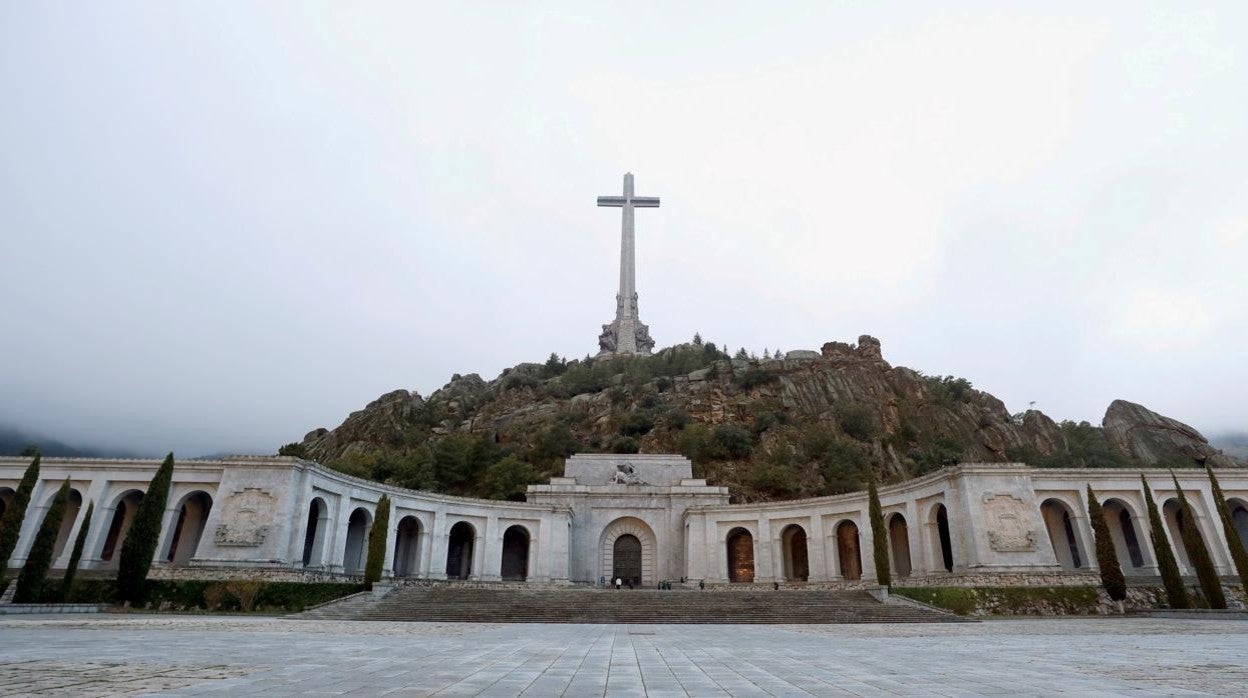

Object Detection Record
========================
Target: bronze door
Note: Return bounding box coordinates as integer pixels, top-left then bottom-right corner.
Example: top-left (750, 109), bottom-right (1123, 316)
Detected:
top-left (613, 534), bottom-right (643, 585)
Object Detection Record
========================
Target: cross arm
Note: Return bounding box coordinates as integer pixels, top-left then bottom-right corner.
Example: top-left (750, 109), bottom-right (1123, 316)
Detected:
top-left (597, 196), bottom-right (626, 207)
top-left (631, 197), bottom-right (660, 208)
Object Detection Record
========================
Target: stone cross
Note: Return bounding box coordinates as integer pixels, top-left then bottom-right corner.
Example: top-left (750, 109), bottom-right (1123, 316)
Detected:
top-left (596, 173), bottom-right (658, 355)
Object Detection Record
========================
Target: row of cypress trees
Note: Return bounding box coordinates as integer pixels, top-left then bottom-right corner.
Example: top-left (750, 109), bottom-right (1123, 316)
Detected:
top-left (1088, 468), bottom-right (1245, 610)
top-left (0, 452), bottom-right (174, 605)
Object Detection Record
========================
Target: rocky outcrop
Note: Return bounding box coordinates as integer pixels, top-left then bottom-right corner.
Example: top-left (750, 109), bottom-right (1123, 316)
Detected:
top-left (1102, 399), bottom-right (1238, 468)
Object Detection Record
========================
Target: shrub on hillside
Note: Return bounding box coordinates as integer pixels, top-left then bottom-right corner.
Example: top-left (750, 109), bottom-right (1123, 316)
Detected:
top-left (837, 405), bottom-right (877, 441)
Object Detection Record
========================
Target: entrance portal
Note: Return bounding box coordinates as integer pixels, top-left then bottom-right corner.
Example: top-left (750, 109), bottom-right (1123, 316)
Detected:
top-left (446, 521), bottom-right (476, 580)
top-left (726, 528), bottom-right (755, 583)
top-left (613, 534), bottom-right (642, 586)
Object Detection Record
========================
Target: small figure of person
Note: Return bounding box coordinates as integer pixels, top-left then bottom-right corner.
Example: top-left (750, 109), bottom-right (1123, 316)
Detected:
top-left (599, 575), bottom-right (606, 588)
top-left (773, 582), bottom-right (780, 591)
top-left (699, 579), bottom-right (705, 590)
top-left (615, 577), bottom-right (622, 590)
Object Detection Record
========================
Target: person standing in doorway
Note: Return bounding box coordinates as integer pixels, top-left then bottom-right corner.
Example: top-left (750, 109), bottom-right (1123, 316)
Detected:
top-left (615, 577), bottom-right (622, 590)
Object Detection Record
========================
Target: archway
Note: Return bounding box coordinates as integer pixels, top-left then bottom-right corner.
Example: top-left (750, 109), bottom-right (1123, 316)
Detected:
top-left (343, 507), bottom-right (372, 574)
top-left (302, 497), bottom-right (329, 567)
top-left (51, 489), bottom-right (84, 560)
top-left (0, 487), bottom-right (14, 520)
top-left (725, 527), bottom-right (755, 583)
top-left (500, 525), bottom-right (530, 581)
top-left (1231, 499), bottom-right (1248, 555)
top-left (393, 516), bottom-right (421, 577)
top-left (1101, 499), bottom-right (1145, 571)
top-left (780, 524), bottom-right (809, 582)
top-left (1162, 499), bottom-right (1193, 570)
top-left (446, 521), bottom-right (476, 580)
top-left (165, 491), bottom-right (212, 565)
top-left (932, 503), bottom-right (954, 572)
top-left (599, 517), bottom-right (657, 587)
top-left (613, 535), bottom-right (642, 585)
top-left (1040, 499), bottom-right (1084, 571)
top-left (888, 513), bottom-right (912, 578)
top-left (836, 520), bottom-right (862, 580)
top-left (100, 490), bottom-right (144, 564)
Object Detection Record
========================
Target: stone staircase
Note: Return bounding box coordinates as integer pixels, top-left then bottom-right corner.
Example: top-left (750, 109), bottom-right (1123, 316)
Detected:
top-left (292, 587), bottom-right (967, 624)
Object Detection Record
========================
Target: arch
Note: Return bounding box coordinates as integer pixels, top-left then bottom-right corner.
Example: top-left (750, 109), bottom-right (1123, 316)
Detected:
top-left (0, 487), bottom-right (14, 520)
top-left (302, 497), bottom-right (329, 567)
top-left (931, 503), bottom-right (954, 572)
top-left (836, 520), bottom-right (862, 581)
top-left (500, 525), bottom-right (530, 581)
top-left (51, 489), bottom-right (84, 561)
top-left (343, 507), bottom-right (372, 574)
top-left (99, 489), bottom-right (144, 564)
top-left (780, 524), bottom-right (809, 582)
top-left (1230, 499), bottom-right (1248, 556)
top-left (599, 517), bottom-right (657, 587)
top-left (1162, 499), bottom-right (1195, 570)
top-left (888, 513), bottom-right (912, 578)
top-left (1040, 498), bottom-right (1084, 571)
top-left (446, 521), bottom-right (476, 580)
top-left (164, 491), bottom-right (212, 565)
top-left (393, 515), bottom-right (421, 578)
top-left (1102, 498), bottom-right (1145, 570)
top-left (613, 535), bottom-right (642, 585)
top-left (725, 527), bottom-right (755, 583)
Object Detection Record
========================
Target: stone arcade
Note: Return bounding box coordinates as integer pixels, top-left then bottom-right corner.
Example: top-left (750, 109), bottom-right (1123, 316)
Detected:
top-left (3, 453), bottom-right (1247, 588)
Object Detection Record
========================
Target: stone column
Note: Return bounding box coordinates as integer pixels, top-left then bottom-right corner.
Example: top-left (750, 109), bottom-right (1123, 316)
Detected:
top-left (905, 499), bottom-right (926, 576)
top-left (481, 514), bottom-right (501, 581)
top-left (1196, 486), bottom-right (1234, 573)
top-left (859, 513), bottom-right (878, 583)
top-left (327, 499), bottom-right (351, 575)
top-left (382, 511), bottom-right (398, 579)
top-left (807, 515), bottom-right (828, 582)
top-left (10, 478), bottom-right (50, 564)
top-left (152, 501), bottom-right (182, 566)
top-left (284, 467), bottom-right (314, 566)
top-left (427, 510), bottom-right (448, 580)
top-left (417, 526), bottom-right (433, 579)
top-left (756, 516), bottom-right (775, 583)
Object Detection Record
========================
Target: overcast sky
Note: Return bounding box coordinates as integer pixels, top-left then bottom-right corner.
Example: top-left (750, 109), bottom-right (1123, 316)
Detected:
top-left (2, 2), bottom-right (1245, 457)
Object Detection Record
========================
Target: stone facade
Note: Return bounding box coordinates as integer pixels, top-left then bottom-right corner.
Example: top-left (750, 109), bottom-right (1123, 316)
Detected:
top-left (2, 456), bottom-right (1246, 588)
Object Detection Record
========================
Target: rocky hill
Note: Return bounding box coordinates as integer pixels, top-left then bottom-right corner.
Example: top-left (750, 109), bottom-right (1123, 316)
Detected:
top-left (294, 336), bottom-right (1241, 502)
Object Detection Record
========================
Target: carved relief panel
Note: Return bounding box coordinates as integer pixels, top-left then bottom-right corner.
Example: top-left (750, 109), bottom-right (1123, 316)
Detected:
top-left (214, 487), bottom-right (276, 547)
top-left (982, 493), bottom-right (1037, 552)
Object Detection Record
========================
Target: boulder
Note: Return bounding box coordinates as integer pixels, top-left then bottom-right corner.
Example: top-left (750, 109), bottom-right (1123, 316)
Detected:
top-left (1102, 399), bottom-right (1238, 468)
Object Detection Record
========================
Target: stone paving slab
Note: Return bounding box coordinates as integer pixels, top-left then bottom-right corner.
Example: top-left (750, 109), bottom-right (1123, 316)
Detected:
top-left (0, 615), bottom-right (1246, 696)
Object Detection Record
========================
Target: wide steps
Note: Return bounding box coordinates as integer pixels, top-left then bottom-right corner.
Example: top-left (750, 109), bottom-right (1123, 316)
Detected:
top-left (294, 588), bottom-right (965, 624)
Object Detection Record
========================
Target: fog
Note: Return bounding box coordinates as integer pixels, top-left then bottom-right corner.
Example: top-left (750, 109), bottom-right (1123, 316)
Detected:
top-left (2, 2), bottom-right (1244, 457)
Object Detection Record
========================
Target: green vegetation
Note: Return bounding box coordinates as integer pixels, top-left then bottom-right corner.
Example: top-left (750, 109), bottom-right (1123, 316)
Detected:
top-left (893, 586), bottom-right (1101, 616)
top-left (54, 578), bottom-right (366, 612)
top-left (1171, 473), bottom-right (1225, 609)
top-left (364, 495), bottom-right (390, 585)
top-left (837, 405), bottom-right (877, 442)
top-left (922, 375), bottom-right (975, 406)
top-left (278, 442), bottom-right (308, 457)
top-left (1085, 486), bottom-right (1126, 602)
top-left (1206, 464), bottom-right (1248, 591)
top-left (734, 368), bottom-right (779, 390)
top-left (116, 453), bottom-right (175, 605)
top-left (868, 472), bottom-right (890, 587)
top-left (608, 436), bottom-right (640, 454)
top-left (1142, 474), bottom-right (1189, 609)
top-left (14, 479), bottom-right (71, 603)
top-left (60, 501), bottom-right (92, 601)
top-left (0, 454), bottom-right (40, 582)
top-left (482, 456), bottom-right (539, 501)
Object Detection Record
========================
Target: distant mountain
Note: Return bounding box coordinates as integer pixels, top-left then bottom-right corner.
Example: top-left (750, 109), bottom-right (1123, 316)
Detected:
top-left (0, 424), bottom-right (143, 459)
top-left (1210, 431), bottom-right (1248, 460)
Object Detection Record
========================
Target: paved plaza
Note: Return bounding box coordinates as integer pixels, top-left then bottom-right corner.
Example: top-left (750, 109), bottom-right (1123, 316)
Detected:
top-left (1, 615), bottom-right (1246, 696)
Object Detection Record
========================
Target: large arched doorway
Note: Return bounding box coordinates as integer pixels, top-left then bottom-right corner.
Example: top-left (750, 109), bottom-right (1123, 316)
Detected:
top-left (100, 490), bottom-right (144, 565)
top-left (1102, 499), bottom-right (1145, 571)
top-left (780, 524), bottom-right (809, 582)
top-left (302, 497), bottom-right (329, 567)
top-left (51, 489), bottom-right (84, 561)
top-left (343, 507), bottom-right (372, 574)
top-left (613, 534), bottom-right (642, 585)
top-left (888, 513), bottom-right (912, 578)
top-left (165, 491), bottom-right (212, 565)
top-left (726, 527), bottom-right (755, 583)
top-left (393, 516), bottom-right (421, 578)
top-left (1040, 499), bottom-right (1084, 571)
top-left (932, 504), bottom-right (954, 572)
top-left (599, 517), bottom-right (657, 587)
top-left (836, 520), bottom-right (862, 580)
top-left (500, 525), bottom-right (530, 581)
top-left (1162, 499), bottom-right (1193, 570)
top-left (446, 521), bottom-right (476, 580)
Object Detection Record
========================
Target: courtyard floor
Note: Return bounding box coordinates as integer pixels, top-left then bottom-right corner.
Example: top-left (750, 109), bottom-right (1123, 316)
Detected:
top-left (0, 615), bottom-right (1246, 696)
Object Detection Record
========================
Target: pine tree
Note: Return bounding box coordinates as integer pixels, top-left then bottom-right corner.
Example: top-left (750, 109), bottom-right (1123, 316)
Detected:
top-left (867, 471), bottom-right (890, 586)
top-left (364, 494), bottom-right (391, 585)
top-left (60, 501), bottom-right (92, 602)
top-left (1143, 474), bottom-right (1189, 608)
top-left (1172, 473), bottom-right (1226, 609)
top-left (14, 479), bottom-right (70, 603)
top-left (116, 453), bottom-right (175, 604)
top-left (1085, 486), bottom-right (1126, 602)
top-left (0, 454), bottom-right (40, 582)
top-left (1205, 464), bottom-right (1248, 592)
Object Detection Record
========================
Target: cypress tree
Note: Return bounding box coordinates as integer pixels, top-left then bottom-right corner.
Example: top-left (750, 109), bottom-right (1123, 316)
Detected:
top-left (1085, 486), bottom-right (1127, 602)
top-left (0, 454), bottom-right (40, 582)
top-left (1171, 473), bottom-right (1226, 609)
top-left (1143, 474), bottom-right (1189, 608)
top-left (116, 453), bottom-right (175, 604)
top-left (867, 471), bottom-right (890, 586)
top-left (364, 494), bottom-right (391, 585)
top-left (14, 479), bottom-right (71, 603)
top-left (60, 500), bottom-right (93, 602)
top-left (1205, 464), bottom-right (1248, 592)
